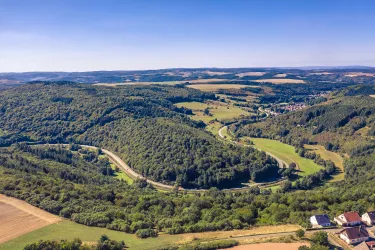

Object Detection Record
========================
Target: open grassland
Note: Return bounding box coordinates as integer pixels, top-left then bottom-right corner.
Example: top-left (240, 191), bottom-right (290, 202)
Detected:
top-left (304, 144), bottom-right (345, 182)
top-left (206, 122), bottom-right (222, 136)
top-left (246, 138), bottom-right (322, 176)
top-left (0, 129), bottom-right (4, 136)
top-left (110, 163), bottom-right (134, 184)
top-left (187, 84), bottom-right (249, 91)
top-left (0, 195), bottom-right (61, 244)
top-left (0, 220), bottom-right (182, 250)
top-left (253, 79), bottom-right (305, 84)
top-left (226, 243), bottom-right (309, 250)
top-left (175, 101), bottom-right (250, 123)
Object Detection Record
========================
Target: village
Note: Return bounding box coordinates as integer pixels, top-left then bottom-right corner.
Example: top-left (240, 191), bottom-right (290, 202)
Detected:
top-left (310, 211), bottom-right (375, 249)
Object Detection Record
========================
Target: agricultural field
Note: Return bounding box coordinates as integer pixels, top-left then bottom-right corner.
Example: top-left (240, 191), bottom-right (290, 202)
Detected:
top-left (0, 129), bottom-right (4, 136)
top-left (344, 72), bottom-right (374, 77)
top-left (0, 220), bottom-right (182, 250)
top-left (226, 243), bottom-right (309, 250)
top-left (175, 101), bottom-right (250, 124)
top-left (245, 138), bottom-right (322, 176)
top-left (0, 195), bottom-right (61, 244)
top-left (253, 78), bottom-right (305, 84)
top-left (304, 144), bottom-right (345, 182)
top-left (236, 72), bottom-right (266, 77)
top-left (186, 84), bottom-right (249, 91)
top-left (273, 73), bottom-right (287, 77)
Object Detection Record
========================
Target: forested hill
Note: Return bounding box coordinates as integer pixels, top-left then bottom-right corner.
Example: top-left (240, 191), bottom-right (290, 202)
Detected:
top-left (233, 85), bottom-right (375, 184)
top-left (0, 83), bottom-right (278, 188)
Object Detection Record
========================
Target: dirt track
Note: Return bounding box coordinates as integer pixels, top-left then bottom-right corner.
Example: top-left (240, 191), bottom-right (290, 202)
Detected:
top-left (0, 195), bottom-right (61, 244)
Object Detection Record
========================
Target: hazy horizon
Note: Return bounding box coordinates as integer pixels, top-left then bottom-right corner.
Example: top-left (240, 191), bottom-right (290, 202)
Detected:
top-left (1, 0), bottom-right (375, 72)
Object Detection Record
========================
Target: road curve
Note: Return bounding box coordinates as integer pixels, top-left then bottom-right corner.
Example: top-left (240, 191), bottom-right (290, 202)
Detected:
top-left (218, 126), bottom-right (288, 169)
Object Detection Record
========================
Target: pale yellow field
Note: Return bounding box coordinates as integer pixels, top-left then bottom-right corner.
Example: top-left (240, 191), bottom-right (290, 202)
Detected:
top-left (226, 243), bottom-right (309, 250)
top-left (308, 72), bottom-right (333, 75)
top-left (236, 72), bottom-right (266, 77)
top-left (345, 72), bottom-right (374, 77)
top-left (254, 78), bottom-right (306, 84)
top-left (370, 95), bottom-right (375, 98)
top-left (204, 71), bottom-right (229, 75)
top-left (273, 73), bottom-right (287, 77)
top-left (187, 84), bottom-right (249, 91)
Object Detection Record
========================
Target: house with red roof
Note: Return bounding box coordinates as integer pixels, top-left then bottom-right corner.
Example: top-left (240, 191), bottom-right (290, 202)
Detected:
top-left (354, 241), bottom-right (375, 250)
top-left (339, 225), bottom-right (369, 245)
top-left (334, 211), bottom-right (362, 226)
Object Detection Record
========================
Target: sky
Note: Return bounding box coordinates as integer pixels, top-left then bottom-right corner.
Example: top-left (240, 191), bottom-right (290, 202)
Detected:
top-left (0, 0), bottom-right (375, 72)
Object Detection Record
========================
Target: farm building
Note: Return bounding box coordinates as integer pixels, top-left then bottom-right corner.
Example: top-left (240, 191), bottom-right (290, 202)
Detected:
top-left (339, 225), bottom-right (369, 245)
top-left (310, 214), bottom-right (331, 228)
top-left (362, 212), bottom-right (375, 226)
top-left (334, 211), bottom-right (362, 226)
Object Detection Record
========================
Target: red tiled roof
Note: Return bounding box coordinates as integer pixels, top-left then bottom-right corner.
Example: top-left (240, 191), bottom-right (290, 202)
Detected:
top-left (366, 241), bottom-right (375, 247)
top-left (341, 225), bottom-right (369, 240)
top-left (344, 211), bottom-right (361, 222)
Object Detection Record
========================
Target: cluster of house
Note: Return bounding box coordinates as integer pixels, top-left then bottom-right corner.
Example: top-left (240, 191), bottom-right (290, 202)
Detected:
top-left (310, 211), bottom-right (375, 248)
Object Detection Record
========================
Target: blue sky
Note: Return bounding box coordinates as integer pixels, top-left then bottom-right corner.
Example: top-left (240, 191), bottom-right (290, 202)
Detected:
top-left (1, 0), bottom-right (375, 72)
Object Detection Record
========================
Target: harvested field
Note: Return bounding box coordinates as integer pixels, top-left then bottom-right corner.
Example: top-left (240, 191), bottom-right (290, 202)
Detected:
top-left (345, 72), bottom-right (374, 77)
top-left (187, 84), bottom-right (249, 91)
top-left (236, 72), bottom-right (266, 77)
top-left (371, 95), bottom-right (375, 98)
top-left (273, 73), bottom-right (287, 77)
top-left (0, 195), bottom-right (61, 244)
top-left (204, 71), bottom-right (229, 75)
top-left (224, 243), bottom-right (309, 250)
top-left (254, 78), bottom-right (305, 84)
top-left (308, 72), bottom-right (332, 75)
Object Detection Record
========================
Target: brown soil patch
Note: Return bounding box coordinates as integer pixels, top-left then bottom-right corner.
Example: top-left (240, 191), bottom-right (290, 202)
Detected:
top-left (254, 79), bottom-right (305, 84)
top-left (224, 243), bottom-right (309, 250)
top-left (236, 72), bottom-right (266, 77)
top-left (0, 195), bottom-right (61, 243)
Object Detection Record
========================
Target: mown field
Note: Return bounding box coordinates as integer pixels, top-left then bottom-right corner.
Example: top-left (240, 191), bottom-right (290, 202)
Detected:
top-left (304, 144), bottom-right (345, 182)
top-left (186, 84), bottom-right (249, 92)
top-left (245, 138), bottom-right (322, 176)
top-left (175, 101), bottom-right (250, 124)
top-left (0, 220), bottom-right (182, 250)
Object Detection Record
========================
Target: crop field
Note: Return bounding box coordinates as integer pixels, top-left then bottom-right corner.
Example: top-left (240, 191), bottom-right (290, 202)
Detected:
top-left (187, 84), bottom-right (249, 91)
top-left (246, 138), bottom-right (322, 176)
top-left (0, 195), bottom-right (61, 244)
top-left (236, 72), bottom-right (266, 77)
top-left (253, 79), bottom-right (305, 84)
top-left (0, 220), bottom-right (182, 250)
top-left (175, 101), bottom-right (250, 123)
top-left (304, 144), bottom-right (345, 182)
top-left (273, 73), bottom-right (287, 77)
top-left (344, 72), bottom-right (374, 77)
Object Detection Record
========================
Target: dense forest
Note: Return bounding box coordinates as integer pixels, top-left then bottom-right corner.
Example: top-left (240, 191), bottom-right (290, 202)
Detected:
top-left (0, 83), bottom-right (278, 188)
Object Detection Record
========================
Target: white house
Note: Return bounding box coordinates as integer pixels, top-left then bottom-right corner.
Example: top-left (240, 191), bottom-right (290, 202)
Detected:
top-left (362, 211), bottom-right (375, 226)
top-left (310, 214), bottom-right (331, 228)
top-left (339, 225), bottom-right (369, 245)
top-left (334, 211), bottom-right (362, 226)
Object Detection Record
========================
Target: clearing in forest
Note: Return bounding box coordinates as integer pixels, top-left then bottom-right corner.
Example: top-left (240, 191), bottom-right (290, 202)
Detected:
top-left (246, 138), bottom-right (322, 176)
top-left (0, 195), bottom-right (61, 244)
top-left (304, 144), bottom-right (345, 182)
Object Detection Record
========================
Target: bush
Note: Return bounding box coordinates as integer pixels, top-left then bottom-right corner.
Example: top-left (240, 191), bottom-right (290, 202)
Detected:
top-left (295, 229), bottom-right (305, 238)
top-left (135, 228), bottom-right (158, 238)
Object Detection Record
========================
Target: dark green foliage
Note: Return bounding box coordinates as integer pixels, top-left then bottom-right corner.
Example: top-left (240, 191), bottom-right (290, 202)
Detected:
top-left (295, 229), bottom-right (305, 238)
top-left (135, 229), bottom-right (158, 238)
top-left (310, 231), bottom-right (329, 246)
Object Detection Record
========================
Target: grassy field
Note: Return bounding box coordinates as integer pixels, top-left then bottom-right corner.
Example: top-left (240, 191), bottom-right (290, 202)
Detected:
top-left (246, 138), bottom-right (322, 176)
top-left (175, 101), bottom-right (250, 123)
top-left (110, 163), bottom-right (134, 184)
top-left (0, 220), bottom-right (182, 250)
top-left (187, 84), bottom-right (249, 91)
top-left (0, 129), bottom-right (4, 136)
top-left (304, 144), bottom-right (345, 182)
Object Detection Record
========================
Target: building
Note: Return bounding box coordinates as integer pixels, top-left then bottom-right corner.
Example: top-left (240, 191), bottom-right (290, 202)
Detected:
top-left (334, 211), bottom-right (362, 226)
top-left (339, 225), bottom-right (369, 245)
top-left (362, 212), bottom-right (375, 226)
top-left (354, 241), bottom-right (375, 250)
top-left (310, 214), bottom-right (331, 228)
